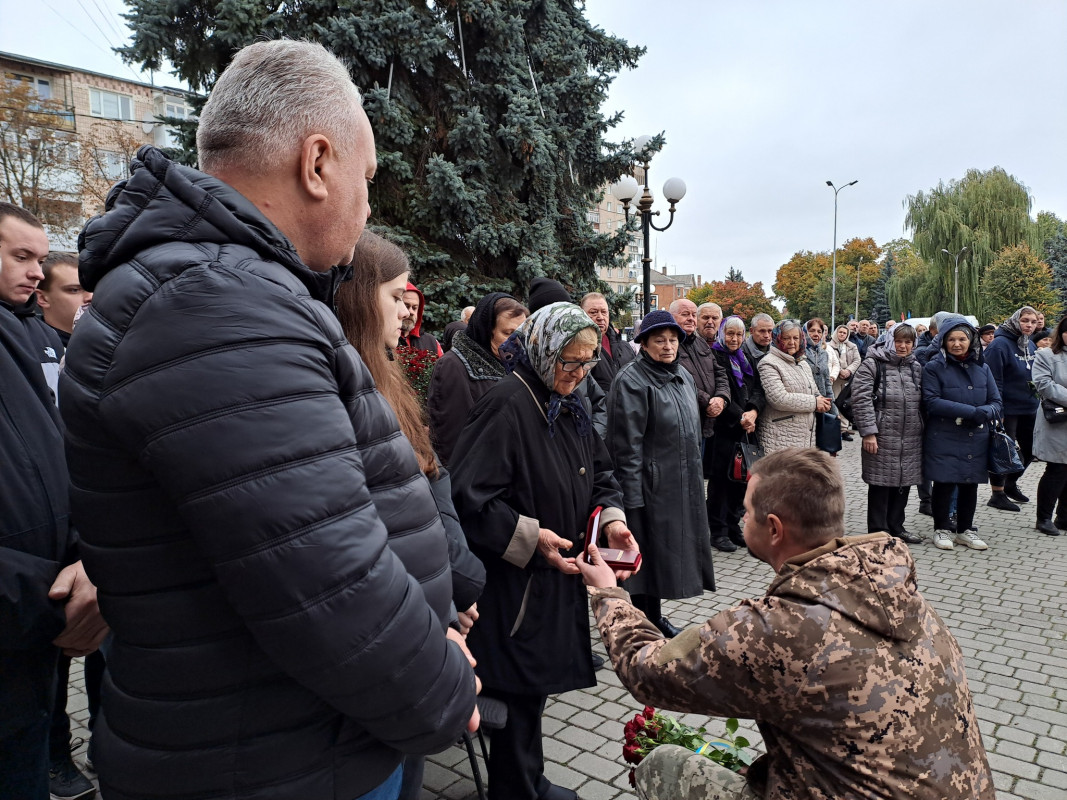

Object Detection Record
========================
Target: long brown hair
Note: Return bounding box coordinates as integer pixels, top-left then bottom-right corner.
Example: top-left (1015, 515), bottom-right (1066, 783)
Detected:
top-left (335, 231), bottom-right (438, 477)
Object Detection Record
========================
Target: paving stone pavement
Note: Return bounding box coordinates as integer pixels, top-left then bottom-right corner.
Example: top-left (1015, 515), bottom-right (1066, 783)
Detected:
top-left (62, 441), bottom-right (1067, 799)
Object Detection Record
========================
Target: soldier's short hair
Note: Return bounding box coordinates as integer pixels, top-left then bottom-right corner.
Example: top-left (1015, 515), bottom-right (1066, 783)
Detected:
top-left (749, 448), bottom-right (845, 544)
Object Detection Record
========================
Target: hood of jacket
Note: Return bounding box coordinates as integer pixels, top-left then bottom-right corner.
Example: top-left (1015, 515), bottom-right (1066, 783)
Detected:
top-left (932, 314), bottom-right (980, 361)
top-left (405, 281), bottom-right (427, 337)
top-left (770, 534), bottom-right (923, 641)
top-left (78, 146), bottom-right (344, 305)
top-left (1, 293), bottom-right (42, 320)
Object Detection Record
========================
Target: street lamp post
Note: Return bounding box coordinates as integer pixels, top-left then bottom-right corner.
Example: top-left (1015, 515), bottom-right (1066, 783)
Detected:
top-left (611, 136), bottom-right (687, 317)
top-left (941, 247), bottom-right (969, 314)
top-left (826, 178), bottom-right (858, 331)
top-left (854, 256), bottom-right (864, 322)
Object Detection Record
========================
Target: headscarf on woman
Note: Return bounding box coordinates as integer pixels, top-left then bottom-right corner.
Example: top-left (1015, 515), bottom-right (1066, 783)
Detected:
top-left (1000, 306), bottom-right (1039, 354)
top-left (466, 291), bottom-right (516, 353)
top-left (498, 301), bottom-right (600, 437)
top-left (711, 315), bottom-right (753, 388)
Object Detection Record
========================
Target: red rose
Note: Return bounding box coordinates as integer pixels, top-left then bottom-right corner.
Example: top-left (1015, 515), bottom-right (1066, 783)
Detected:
top-left (643, 706), bottom-right (655, 720)
top-left (623, 743), bottom-right (643, 765)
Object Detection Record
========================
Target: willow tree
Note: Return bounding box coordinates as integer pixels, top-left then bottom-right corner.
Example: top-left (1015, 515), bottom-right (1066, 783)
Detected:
top-left (118, 0), bottom-right (645, 331)
top-left (903, 167), bottom-right (1037, 317)
top-left (884, 238), bottom-right (935, 317)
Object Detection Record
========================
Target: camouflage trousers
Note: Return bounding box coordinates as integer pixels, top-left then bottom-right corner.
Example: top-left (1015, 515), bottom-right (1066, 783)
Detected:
top-left (635, 745), bottom-right (761, 800)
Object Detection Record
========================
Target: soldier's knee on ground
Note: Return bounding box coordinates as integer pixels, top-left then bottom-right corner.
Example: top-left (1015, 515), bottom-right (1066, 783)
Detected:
top-left (634, 744), bottom-right (760, 800)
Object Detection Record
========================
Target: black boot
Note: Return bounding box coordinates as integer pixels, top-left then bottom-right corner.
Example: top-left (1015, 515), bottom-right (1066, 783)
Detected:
top-left (1036, 518), bottom-right (1061, 536)
top-left (654, 617), bottom-right (683, 638)
top-left (1005, 483), bottom-right (1029, 503)
top-left (709, 533), bottom-right (737, 552)
top-left (988, 491), bottom-right (1021, 512)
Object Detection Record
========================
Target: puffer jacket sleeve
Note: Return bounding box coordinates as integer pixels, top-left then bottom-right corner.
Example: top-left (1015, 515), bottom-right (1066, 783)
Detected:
top-left (711, 352), bottom-right (732, 404)
top-left (851, 357), bottom-right (879, 437)
top-left (584, 376), bottom-right (609, 440)
top-left (977, 363), bottom-right (1003, 422)
top-left (827, 345), bottom-right (840, 383)
top-left (429, 467), bottom-right (485, 613)
top-left (758, 357), bottom-right (819, 414)
top-left (99, 278), bottom-right (475, 756)
top-left (606, 364), bottom-right (650, 509)
top-left (845, 341), bottom-right (862, 375)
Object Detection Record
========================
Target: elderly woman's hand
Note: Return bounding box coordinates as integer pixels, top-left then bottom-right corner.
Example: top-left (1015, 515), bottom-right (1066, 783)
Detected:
top-left (577, 543), bottom-right (617, 589)
top-left (602, 520), bottom-right (642, 581)
top-left (538, 528), bottom-right (580, 575)
top-left (740, 410), bottom-right (757, 433)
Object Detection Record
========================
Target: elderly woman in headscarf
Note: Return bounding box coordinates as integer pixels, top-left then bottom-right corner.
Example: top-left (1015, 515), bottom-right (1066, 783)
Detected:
top-left (705, 315), bottom-right (765, 550)
top-left (427, 292), bottom-right (528, 464)
top-left (983, 306), bottom-right (1040, 511)
top-left (450, 302), bottom-right (639, 800)
top-left (757, 319), bottom-right (831, 454)
top-left (606, 310), bottom-right (716, 637)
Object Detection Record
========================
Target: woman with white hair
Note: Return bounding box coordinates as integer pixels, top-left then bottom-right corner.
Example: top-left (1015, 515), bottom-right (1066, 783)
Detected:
top-left (757, 320), bottom-right (830, 453)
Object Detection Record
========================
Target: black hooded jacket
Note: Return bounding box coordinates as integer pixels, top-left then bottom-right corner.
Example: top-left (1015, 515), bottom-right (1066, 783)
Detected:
top-left (0, 295), bottom-right (72, 737)
top-left (60, 147), bottom-right (476, 800)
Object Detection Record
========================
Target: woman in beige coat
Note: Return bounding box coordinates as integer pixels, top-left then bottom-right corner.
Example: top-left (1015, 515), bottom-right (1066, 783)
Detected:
top-left (830, 324), bottom-right (862, 397)
top-left (757, 320), bottom-right (831, 454)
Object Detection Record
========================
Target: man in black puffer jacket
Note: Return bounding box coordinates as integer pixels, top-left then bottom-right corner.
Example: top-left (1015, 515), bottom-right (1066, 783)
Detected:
top-left (60, 41), bottom-right (476, 800)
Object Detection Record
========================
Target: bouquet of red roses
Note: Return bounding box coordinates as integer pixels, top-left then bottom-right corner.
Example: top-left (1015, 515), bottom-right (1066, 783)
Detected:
top-left (394, 345), bottom-right (438, 407)
top-left (622, 706), bottom-right (751, 787)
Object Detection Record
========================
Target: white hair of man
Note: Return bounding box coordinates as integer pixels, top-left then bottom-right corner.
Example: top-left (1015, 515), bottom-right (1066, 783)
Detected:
top-left (668, 298), bottom-right (695, 314)
top-left (750, 312), bottom-right (774, 329)
top-left (697, 302), bottom-right (722, 315)
top-left (197, 40), bottom-right (363, 174)
top-left (461, 306), bottom-right (475, 323)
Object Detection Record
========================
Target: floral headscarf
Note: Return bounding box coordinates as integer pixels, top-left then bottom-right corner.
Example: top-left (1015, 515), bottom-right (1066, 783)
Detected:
top-left (711, 316), bottom-right (753, 388)
top-left (498, 301), bottom-right (600, 437)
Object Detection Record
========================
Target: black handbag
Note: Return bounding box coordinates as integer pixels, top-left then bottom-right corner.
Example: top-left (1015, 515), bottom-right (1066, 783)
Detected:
top-left (1041, 398), bottom-right (1067, 424)
top-left (988, 420), bottom-right (1024, 474)
top-left (815, 411), bottom-right (842, 454)
top-left (729, 434), bottom-right (765, 482)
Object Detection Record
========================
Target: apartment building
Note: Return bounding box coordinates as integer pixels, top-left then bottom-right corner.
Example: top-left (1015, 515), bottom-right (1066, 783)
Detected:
top-left (1, 51), bottom-right (196, 248)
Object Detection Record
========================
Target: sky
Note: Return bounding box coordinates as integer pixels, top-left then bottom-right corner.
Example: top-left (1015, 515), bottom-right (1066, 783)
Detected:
top-left (2, 0), bottom-right (1066, 293)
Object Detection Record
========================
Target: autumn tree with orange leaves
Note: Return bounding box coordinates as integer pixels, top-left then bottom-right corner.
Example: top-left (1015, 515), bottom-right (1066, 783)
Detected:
top-left (689, 268), bottom-right (779, 322)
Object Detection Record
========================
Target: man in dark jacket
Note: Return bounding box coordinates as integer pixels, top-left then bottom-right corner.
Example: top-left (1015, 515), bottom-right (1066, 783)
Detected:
top-left (581, 291), bottom-right (634, 393)
top-left (35, 252), bottom-right (92, 347)
top-left (671, 299), bottom-right (733, 551)
top-left (0, 203), bottom-right (105, 800)
top-left (400, 281), bottom-right (443, 355)
top-left (59, 41), bottom-right (476, 800)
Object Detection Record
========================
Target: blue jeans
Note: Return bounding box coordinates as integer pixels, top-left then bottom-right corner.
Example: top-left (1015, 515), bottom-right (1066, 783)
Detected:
top-left (355, 765), bottom-right (403, 800)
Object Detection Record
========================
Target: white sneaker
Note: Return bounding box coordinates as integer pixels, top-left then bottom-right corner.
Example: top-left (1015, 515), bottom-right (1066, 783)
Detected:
top-left (954, 529), bottom-right (988, 550)
top-left (933, 530), bottom-right (955, 550)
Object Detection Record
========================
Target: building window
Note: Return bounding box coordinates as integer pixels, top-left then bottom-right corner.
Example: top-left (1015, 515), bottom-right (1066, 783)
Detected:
top-left (587, 211), bottom-right (600, 224)
top-left (99, 151), bottom-right (126, 181)
top-left (89, 88), bottom-right (132, 121)
top-left (606, 201), bottom-right (613, 212)
top-left (10, 73), bottom-right (52, 99)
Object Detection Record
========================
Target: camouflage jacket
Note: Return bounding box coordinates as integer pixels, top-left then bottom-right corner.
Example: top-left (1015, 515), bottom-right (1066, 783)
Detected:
top-left (590, 533), bottom-right (994, 800)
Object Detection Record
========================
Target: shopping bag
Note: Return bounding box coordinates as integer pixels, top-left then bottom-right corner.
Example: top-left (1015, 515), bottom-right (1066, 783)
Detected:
top-left (815, 411), bottom-right (842, 454)
top-left (728, 435), bottom-right (765, 483)
top-left (988, 420), bottom-right (1024, 474)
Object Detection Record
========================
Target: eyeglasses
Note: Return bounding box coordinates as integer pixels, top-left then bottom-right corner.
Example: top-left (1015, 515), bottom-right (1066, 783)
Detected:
top-left (557, 356), bottom-right (601, 373)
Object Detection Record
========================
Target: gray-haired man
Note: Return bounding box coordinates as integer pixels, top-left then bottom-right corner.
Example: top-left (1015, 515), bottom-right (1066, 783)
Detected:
top-left (60, 40), bottom-right (477, 800)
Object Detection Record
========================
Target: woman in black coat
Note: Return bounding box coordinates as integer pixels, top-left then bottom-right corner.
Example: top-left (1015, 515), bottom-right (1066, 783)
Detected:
top-left (427, 292), bottom-right (528, 464)
top-left (451, 302), bottom-right (639, 800)
top-left (606, 310), bottom-right (716, 638)
top-left (706, 315), bottom-right (765, 551)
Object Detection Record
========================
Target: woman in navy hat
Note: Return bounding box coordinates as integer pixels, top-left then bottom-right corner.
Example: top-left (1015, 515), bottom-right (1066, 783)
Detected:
top-left (606, 310), bottom-right (716, 639)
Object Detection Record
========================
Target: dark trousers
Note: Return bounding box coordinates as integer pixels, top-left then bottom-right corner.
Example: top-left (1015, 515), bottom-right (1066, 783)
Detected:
top-left (989, 413), bottom-right (1035, 487)
top-left (631, 594), bottom-right (661, 622)
top-left (1036, 461), bottom-right (1067, 521)
top-left (866, 485), bottom-right (911, 535)
top-left (917, 479), bottom-right (931, 503)
top-left (0, 716), bottom-right (50, 800)
top-left (49, 650), bottom-right (105, 762)
top-left (483, 690), bottom-right (549, 800)
top-left (705, 436), bottom-right (746, 539)
top-left (933, 482), bottom-right (978, 533)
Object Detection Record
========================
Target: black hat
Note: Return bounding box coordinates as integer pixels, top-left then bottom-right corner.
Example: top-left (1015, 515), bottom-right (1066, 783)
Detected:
top-left (528, 278), bottom-right (572, 313)
top-left (635, 310), bottom-right (686, 343)
top-left (978, 324), bottom-right (996, 336)
top-left (1031, 328), bottom-right (1052, 345)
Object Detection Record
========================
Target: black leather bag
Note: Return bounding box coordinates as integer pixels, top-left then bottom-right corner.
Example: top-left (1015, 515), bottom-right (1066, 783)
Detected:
top-left (1041, 398), bottom-right (1067, 424)
top-left (988, 420), bottom-right (1024, 474)
top-left (815, 411), bottom-right (842, 454)
top-left (729, 434), bottom-right (765, 483)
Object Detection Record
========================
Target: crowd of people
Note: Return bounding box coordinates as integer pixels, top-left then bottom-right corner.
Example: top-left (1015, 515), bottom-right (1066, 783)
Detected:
top-left (2, 37), bottom-right (1041, 800)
